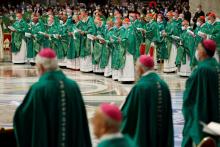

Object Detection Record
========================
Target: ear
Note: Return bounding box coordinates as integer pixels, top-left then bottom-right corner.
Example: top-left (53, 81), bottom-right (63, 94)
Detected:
top-left (39, 64), bottom-right (46, 74)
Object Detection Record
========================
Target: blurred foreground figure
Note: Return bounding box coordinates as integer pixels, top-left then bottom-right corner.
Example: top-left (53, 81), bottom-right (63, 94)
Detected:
top-left (92, 103), bottom-right (137, 147)
top-left (13, 48), bottom-right (91, 147)
top-left (121, 55), bottom-right (174, 147)
top-left (182, 39), bottom-right (220, 147)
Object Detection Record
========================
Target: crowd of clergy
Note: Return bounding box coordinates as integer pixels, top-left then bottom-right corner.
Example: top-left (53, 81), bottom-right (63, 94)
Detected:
top-left (1, 1), bottom-right (219, 83)
top-left (0, 1), bottom-right (220, 147)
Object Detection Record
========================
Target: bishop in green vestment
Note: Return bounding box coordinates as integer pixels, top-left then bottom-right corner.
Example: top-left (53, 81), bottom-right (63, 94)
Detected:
top-left (163, 12), bottom-right (180, 73)
top-left (79, 10), bottom-right (96, 72)
top-left (121, 55), bottom-right (174, 147)
top-left (127, 12), bottom-right (143, 59)
top-left (10, 12), bottom-right (29, 63)
top-left (26, 14), bottom-right (46, 63)
top-left (14, 48), bottom-right (92, 147)
top-left (206, 13), bottom-right (220, 62)
top-left (66, 15), bottom-right (81, 70)
top-left (118, 18), bottom-right (135, 82)
top-left (111, 18), bottom-right (125, 80)
top-left (45, 15), bottom-right (65, 66)
top-left (92, 103), bottom-right (137, 147)
top-left (144, 14), bottom-right (160, 56)
top-left (175, 20), bottom-right (195, 77)
top-left (182, 39), bottom-right (220, 147)
top-left (100, 19), bottom-right (115, 77)
top-left (92, 17), bottom-right (105, 73)
top-left (156, 15), bottom-right (168, 60)
top-left (192, 16), bottom-right (210, 67)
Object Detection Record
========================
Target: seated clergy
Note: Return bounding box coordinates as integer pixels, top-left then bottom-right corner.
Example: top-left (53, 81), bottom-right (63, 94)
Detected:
top-left (121, 55), bottom-right (174, 147)
top-left (92, 103), bottom-right (137, 147)
top-left (13, 48), bottom-right (92, 147)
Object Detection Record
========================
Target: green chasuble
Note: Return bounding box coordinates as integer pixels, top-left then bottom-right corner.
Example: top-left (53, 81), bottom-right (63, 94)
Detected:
top-left (92, 23), bottom-right (105, 65)
top-left (26, 21), bottom-right (45, 59)
top-left (13, 70), bottom-right (92, 147)
top-left (25, 22), bottom-right (34, 59)
top-left (172, 19), bottom-right (182, 37)
top-left (23, 11), bottom-right (32, 23)
top-left (60, 20), bottom-right (73, 57)
top-left (80, 17), bottom-right (96, 57)
top-left (209, 21), bottom-right (220, 53)
top-left (46, 23), bottom-right (64, 59)
top-left (116, 26), bottom-right (128, 69)
top-left (121, 72), bottom-right (174, 147)
top-left (127, 21), bottom-right (143, 59)
top-left (144, 20), bottom-right (160, 55)
top-left (66, 22), bottom-right (81, 59)
top-left (193, 23), bottom-right (210, 67)
top-left (175, 28), bottom-right (195, 68)
top-left (100, 27), bottom-right (116, 68)
top-left (11, 19), bottom-right (29, 53)
top-left (133, 20), bottom-right (144, 58)
top-left (1, 14), bottom-right (15, 33)
top-left (98, 135), bottom-right (137, 147)
top-left (111, 26), bottom-right (127, 70)
top-left (156, 21), bottom-right (168, 59)
top-left (182, 58), bottom-right (220, 147)
top-left (164, 20), bottom-right (175, 58)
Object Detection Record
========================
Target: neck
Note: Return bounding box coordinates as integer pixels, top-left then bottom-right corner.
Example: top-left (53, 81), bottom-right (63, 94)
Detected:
top-left (200, 55), bottom-right (210, 62)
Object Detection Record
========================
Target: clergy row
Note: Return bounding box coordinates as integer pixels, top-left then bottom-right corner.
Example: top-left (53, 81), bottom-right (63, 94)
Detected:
top-left (8, 9), bottom-right (220, 81)
top-left (13, 41), bottom-right (220, 147)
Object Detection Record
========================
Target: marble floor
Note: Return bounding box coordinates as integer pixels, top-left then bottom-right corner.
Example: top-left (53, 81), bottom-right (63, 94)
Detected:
top-left (0, 63), bottom-right (186, 147)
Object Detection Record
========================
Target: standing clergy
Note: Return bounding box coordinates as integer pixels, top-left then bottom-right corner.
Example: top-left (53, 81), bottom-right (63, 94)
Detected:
top-left (44, 15), bottom-right (65, 67)
top-left (79, 9), bottom-right (96, 72)
top-left (100, 18), bottom-right (115, 77)
top-left (182, 39), bottom-right (220, 147)
top-left (162, 12), bottom-right (178, 73)
top-left (118, 18), bottom-right (135, 82)
top-left (92, 103), bottom-right (137, 147)
top-left (156, 14), bottom-right (168, 61)
top-left (205, 13), bottom-right (220, 62)
top-left (14, 48), bottom-right (92, 147)
top-left (26, 13), bottom-right (45, 64)
top-left (127, 12), bottom-right (143, 60)
top-left (175, 20), bottom-right (195, 77)
top-left (121, 55), bottom-right (174, 147)
top-left (92, 17), bottom-right (105, 73)
top-left (143, 13), bottom-right (159, 69)
top-left (10, 12), bottom-right (29, 64)
top-left (111, 18), bottom-right (122, 81)
top-left (66, 15), bottom-right (81, 70)
top-left (193, 16), bottom-right (210, 67)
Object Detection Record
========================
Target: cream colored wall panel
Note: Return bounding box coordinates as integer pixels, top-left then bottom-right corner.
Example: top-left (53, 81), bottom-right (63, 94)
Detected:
top-left (190, 0), bottom-right (220, 16)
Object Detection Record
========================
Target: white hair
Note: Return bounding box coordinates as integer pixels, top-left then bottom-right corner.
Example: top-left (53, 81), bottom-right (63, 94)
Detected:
top-left (35, 54), bottom-right (58, 71)
top-left (136, 59), bottom-right (152, 72)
